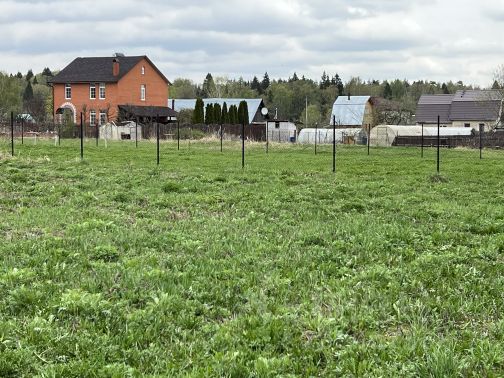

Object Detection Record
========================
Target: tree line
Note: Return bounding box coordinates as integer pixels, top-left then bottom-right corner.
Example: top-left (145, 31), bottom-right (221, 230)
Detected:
top-left (171, 72), bottom-right (482, 127)
top-left (0, 68), bottom-right (54, 123)
top-left (1, 66), bottom-right (497, 127)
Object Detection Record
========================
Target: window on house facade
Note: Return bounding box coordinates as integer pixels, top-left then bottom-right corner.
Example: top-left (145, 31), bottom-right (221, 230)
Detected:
top-left (99, 83), bottom-right (106, 99)
top-left (141, 85), bottom-right (146, 101)
top-left (464, 123), bottom-right (471, 128)
top-left (90, 110), bottom-right (97, 126)
top-left (65, 84), bottom-right (72, 99)
top-left (90, 84), bottom-right (96, 99)
top-left (141, 66), bottom-right (145, 75)
top-left (99, 112), bottom-right (107, 125)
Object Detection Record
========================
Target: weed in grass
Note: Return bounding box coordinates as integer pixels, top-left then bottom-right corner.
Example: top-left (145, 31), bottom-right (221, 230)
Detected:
top-left (162, 181), bottom-right (183, 193)
top-left (430, 173), bottom-right (450, 183)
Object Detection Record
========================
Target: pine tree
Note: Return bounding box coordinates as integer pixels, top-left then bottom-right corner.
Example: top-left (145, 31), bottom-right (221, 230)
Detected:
top-left (238, 101), bottom-right (245, 125)
top-left (213, 103), bottom-right (222, 124)
top-left (26, 69), bottom-right (34, 82)
top-left (320, 71), bottom-right (330, 89)
top-left (16, 72), bottom-right (23, 79)
top-left (442, 83), bottom-right (450, 94)
top-left (42, 67), bottom-right (53, 77)
top-left (492, 80), bottom-right (501, 90)
top-left (23, 81), bottom-right (34, 103)
top-left (202, 73), bottom-right (216, 98)
top-left (221, 102), bottom-right (229, 124)
top-left (251, 76), bottom-right (262, 94)
top-left (383, 81), bottom-right (393, 100)
top-left (205, 103), bottom-right (214, 125)
top-left (193, 98), bottom-right (205, 124)
top-left (334, 74), bottom-right (344, 95)
top-left (243, 101), bottom-right (249, 125)
top-left (33, 76), bottom-right (38, 85)
top-left (237, 100), bottom-right (249, 125)
top-left (291, 72), bottom-right (299, 82)
top-left (261, 72), bottom-right (270, 92)
top-left (229, 105), bottom-right (238, 124)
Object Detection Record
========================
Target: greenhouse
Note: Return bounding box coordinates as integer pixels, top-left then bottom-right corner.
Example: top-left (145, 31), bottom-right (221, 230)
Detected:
top-left (298, 128), bottom-right (365, 145)
top-left (370, 125), bottom-right (474, 147)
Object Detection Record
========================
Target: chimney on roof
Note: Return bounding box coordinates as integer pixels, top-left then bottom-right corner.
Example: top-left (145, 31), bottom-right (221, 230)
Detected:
top-left (113, 58), bottom-right (120, 77)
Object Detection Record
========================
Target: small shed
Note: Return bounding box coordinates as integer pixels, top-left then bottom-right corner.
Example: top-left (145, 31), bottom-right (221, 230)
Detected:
top-left (298, 128), bottom-right (365, 144)
top-left (266, 120), bottom-right (297, 142)
top-left (100, 121), bottom-right (142, 141)
top-left (371, 125), bottom-right (474, 147)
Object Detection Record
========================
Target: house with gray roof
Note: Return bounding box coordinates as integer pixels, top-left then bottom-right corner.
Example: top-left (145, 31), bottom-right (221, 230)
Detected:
top-left (416, 90), bottom-right (503, 131)
top-left (329, 95), bottom-right (374, 128)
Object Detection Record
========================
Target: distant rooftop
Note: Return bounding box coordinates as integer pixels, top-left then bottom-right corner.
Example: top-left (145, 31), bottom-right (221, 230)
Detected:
top-left (416, 90), bottom-right (503, 123)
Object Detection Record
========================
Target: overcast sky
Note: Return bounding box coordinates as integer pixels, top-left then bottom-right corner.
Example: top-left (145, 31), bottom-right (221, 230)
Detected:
top-left (1, 0), bottom-right (503, 86)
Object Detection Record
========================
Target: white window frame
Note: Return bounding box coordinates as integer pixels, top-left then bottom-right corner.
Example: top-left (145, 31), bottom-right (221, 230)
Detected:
top-left (141, 84), bottom-right (146, 101)
top-left (89, 83), bottom-right (96, 99)
top-left (65, 84), bottom-right (72, 100)
top-left (99, 112), bottom-right (107, 125)
top-left (99, 83), bottom-right (106, 100)
top-left (90, 110), bottom-right (97, 126)
top-left (141, 66), bottom-right (145, 75)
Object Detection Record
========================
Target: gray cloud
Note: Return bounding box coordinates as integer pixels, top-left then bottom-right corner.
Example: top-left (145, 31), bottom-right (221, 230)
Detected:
top-left (0, 0), bottom-right (503, 86)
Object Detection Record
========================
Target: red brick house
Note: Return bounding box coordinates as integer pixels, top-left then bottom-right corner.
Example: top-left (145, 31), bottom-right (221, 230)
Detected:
top-left (49, 54), bottom-right (177, 125)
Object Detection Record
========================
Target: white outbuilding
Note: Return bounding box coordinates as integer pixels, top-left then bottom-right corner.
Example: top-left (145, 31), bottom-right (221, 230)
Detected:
top-left (266, 120), bottom-right (298, 142)
top-left (100, 121), bottom-right (142, 141)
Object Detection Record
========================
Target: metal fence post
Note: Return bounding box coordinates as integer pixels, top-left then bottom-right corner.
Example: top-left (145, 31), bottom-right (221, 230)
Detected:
top-left (21, 118), bottom-right (24, 145)
top-left (367, 124), bottom-right (371, 156)
top-left (177, 120), bottom-right (180, 150)
top-left (437, 115), bottom-right (440, 174)
top-left (242, 121), bottom-right (245, 169)
top-left (266, 121), bottom-right (269, 154)
top-left (10, 112), bottom-right (14, 156)
top-left (156, 115), bottom-right (160, 165)
top-left (332, 115), bottom-right (336, 173)
top-left (480, 124), bottom-right (483, 160)
top-left (315, 122), bottom-right (318, 155)
top-left (80, 112), bottom-right (84, 160)
top-left (95, 122), bottom-right (99, 146)
top-left (135, 117), bottom-right (138, 148)
top-left (421, 122), bottom-right (424, 158)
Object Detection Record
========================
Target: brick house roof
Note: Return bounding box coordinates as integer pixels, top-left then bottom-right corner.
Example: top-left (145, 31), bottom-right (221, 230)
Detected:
top-left (48, 55), bottom-right (170, 84)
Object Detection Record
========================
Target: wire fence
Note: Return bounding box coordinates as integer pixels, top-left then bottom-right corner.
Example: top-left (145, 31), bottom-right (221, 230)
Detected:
top-left (2, 118), bottom-right (504, 174)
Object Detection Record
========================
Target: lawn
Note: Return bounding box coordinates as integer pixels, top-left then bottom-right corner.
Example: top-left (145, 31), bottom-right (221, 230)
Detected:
top-left (1, 139), bottom-right (504, 377)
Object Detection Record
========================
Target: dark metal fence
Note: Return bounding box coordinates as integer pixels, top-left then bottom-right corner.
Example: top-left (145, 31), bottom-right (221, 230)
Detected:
top-left (2, 116), bottom-right (504, 174)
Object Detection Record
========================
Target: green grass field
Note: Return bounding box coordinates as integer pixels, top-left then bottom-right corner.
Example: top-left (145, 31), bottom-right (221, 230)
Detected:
top-left (1, 139), bottom-right (504, 377)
